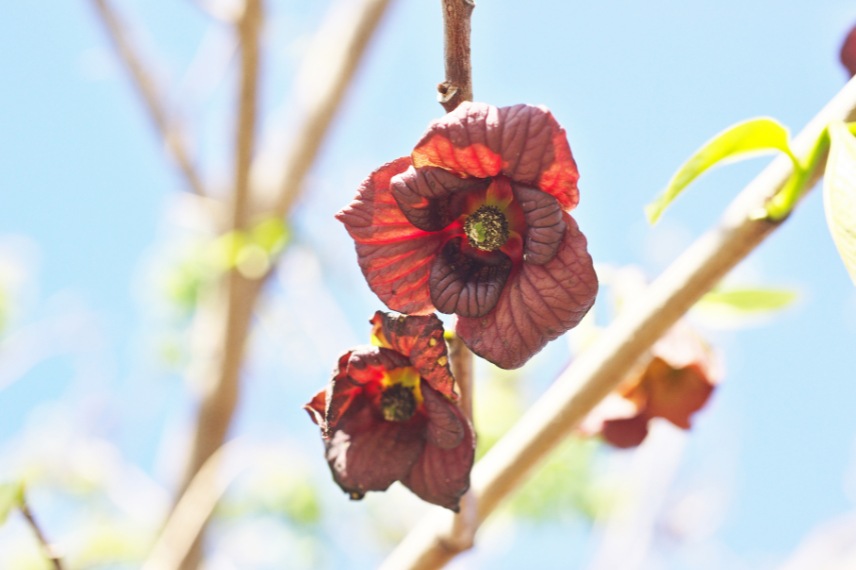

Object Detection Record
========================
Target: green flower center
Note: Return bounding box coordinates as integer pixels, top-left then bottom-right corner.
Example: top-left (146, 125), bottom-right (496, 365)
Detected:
top-left (463, 205), bottom-right (509, 252)
top-left (380, 384), bottom-right (417, 422)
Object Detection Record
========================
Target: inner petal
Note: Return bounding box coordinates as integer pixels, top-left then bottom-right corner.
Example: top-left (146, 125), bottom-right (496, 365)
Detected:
top-left (512, 183), bottom-right (566, 265)
top-left (429, 237), bottom-right (512, 318)
top-left (391, 166), bottom-right (489, 232)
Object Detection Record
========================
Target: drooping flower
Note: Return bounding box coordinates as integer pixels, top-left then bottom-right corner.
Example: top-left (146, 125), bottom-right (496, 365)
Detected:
top-left (304, 311), bottom-right (475, 511)
top-left (337, 102), bottom-right (598, 369)
top-left (581, 321), bottom-right (719, 448)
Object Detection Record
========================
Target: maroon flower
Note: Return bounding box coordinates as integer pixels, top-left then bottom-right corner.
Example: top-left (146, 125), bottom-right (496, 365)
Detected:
top-left (337, 102), bottom-right (598, 369)
top-left (304, 311), bottom-right (475, 511)
top-left (581, 321), bottom-right (719, 448)
top-left (841, 23), bottom-right (856, 77)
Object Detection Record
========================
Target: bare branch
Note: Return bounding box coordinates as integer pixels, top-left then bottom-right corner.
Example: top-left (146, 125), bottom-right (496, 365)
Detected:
top-left (20, 500), bottom-right (64, 570)
top-left (253, 0), bottom-right (392, 219)
top-left (89, 0), bottom-right (207, 197)
top-left (141, 440), bottom-right (251, 570)
top-left (438, 0), bottom-right (474, 112)
top-left (445, 336), bottom-right (476, 553)
top-left (380, 76), bottom-right (856, 570)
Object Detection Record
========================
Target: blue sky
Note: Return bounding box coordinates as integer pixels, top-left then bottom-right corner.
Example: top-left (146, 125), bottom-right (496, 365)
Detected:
top-left (2, 1), bottom-right (856, 568)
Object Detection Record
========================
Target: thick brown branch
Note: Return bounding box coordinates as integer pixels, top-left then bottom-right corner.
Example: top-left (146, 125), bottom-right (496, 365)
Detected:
top-left (89, 0), bottom-right (207, 197)
top-left (438, 0), bottom-right (474, 112)
top-left (381, 76), bottom-right (856, 570)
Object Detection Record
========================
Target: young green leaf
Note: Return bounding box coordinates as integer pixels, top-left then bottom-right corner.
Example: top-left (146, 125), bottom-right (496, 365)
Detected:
top-left (697, 287), bottom-right (798, 314)
top-left (823, 121), bottom-right (856, 286)
top-left (646, 117), bottom-right (799, 223)
top-left (0, 481), bottom-right (24, 525)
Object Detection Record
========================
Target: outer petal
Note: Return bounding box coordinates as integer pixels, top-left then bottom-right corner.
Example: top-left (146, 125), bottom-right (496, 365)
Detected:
top-left (401, 384), bottom-right (474, 511)
top-left (370, 312), bottom-right (457, 399)
top-left (600, 414), bottom-right (650, 449)
top-left (323, 396), bottom-right (425, 500)
top-left (512, 183), bottom-right (565, 265)
top-left (642, 359), bottom-right (715, 430)
top-left (412, 102), bottom-right (580, 211)
top-left (391, 166), bottom-right (487, 232)
top-left (455, 214), bottom-right (597, 369)
top-left (336, 157), bottom-right (443, 315)
top-left (429, 238), bottom-right (512, 318)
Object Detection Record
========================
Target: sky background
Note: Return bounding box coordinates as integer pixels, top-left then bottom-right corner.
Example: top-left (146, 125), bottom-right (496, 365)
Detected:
top-left (2, 1), bottom-right (856, 569)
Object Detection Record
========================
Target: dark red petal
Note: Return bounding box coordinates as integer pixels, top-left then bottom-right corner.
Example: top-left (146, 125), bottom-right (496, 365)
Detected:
top-left (324, 397), bottom-right (425, 500)
top-left (336, 158), bottom-right (443, 315)
top-left (429, 237), bottom-right (512, 318)
top-left (402, 384), bottom-right (475, 511)
top-left (412, 102), bottom-right (503, 179)
top-left (513, 183), bottom-right (565, 265)
top-left (841, 24), bottom-right (856, 77)
top-left (391, 166), bottom-right (487, 232)
top-left (370, 312), bottom-right (457, 399)
top-left (412, 102), bottom-right (579, 211)
top-left (497, 104), bottom-right (579, 211)
top-left (600, 414), bottom-right (650, 449)
top-left (455, 214), bottom-right (597, 369)
top-left (304, 388), bottom-right (327, 429)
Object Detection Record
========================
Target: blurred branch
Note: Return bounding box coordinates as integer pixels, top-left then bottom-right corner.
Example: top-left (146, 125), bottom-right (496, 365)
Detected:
top-left (89, 0), bottom-right (207, 197)
top-left (262, 0), bottom-right (392, 218)
top-left (142, 440), bottom-right (250, 570)
top-left (20, 500), bottom-right (64, 570)
top-left (162, 1), bottom-right (394, 568)
top-left (380, 76), bottom-right (856, 570)
top-left (446, 336), bottom-right (476, 552)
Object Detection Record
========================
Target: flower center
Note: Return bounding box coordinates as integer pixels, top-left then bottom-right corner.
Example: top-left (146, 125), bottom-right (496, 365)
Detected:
top-left (380, 384), bottom-right (417, 422)
top-left (463, 205), bottom-right (509, 252)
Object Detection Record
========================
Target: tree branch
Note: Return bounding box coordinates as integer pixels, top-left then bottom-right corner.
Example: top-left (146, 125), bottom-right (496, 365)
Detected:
top-left (263, 0), bottom-right (392, 219)
top-left (20, 500), bottom-right (64, 570)
top-left (89, 0), bottom-right (207, 197)
top-left (437, 0), bottom-right (474, 112)
top-left (380, 76), bottom-right (856, 570)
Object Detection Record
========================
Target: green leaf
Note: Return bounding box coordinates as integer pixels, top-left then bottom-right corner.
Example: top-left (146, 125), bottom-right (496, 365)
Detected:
top-left (646, 117), bottom-right (799, 223)
top-left (0, 481), bottom-right (24, 525)
top-left (823, 121), bottom-right (856, 286)
top-left (697, 287), bottom-right (798, 315)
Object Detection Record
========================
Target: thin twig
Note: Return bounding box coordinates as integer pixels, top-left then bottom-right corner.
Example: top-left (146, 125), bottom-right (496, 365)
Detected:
top-left (445, 336), bottom-right (476, 552)
top-left (380, 76), bottom-right (856, 570)
top-left (438, 0), bottom-right (474, 112)
top-left (20, 501), bottom-right (63, 570)
top-left (264, 0), bottom-right (393, 219)
top-left (89, 0), bottom-right (207, 197)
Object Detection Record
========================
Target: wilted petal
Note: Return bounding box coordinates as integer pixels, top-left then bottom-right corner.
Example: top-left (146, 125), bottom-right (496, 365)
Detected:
top-left (337, 157), bottom-right (444, 315)
top-left (429, 237), bottom-right (512, 318)
top-left (455, 214), bottom-right (597, 369)
top-left (324, 397), bottom-right (425, 500)
top-left (370, 311), bottom-right (457, 399)
top-left (412, 102), bottom-right (580, 211)
top-left (402, 384), bottom-right (475, 511)
top-left (391, 166), bottom-right (487, 231)
top-left (513, 183), bottom-right (565, 265)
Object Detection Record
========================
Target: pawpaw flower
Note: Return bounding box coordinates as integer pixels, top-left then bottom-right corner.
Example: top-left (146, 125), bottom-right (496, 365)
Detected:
top-left (581, 321), bottom-right (719, 448)
top-left (337, 102), bottom-right (598, 369)
top-left (841, 23), bottom-right (856, 77)
top-left (304, 311), bottom-right (475, 511)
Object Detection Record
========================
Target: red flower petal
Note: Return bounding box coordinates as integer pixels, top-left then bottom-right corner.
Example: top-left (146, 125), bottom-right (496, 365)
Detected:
top-left (642, 360), bottom-right (715, 430)
top-left (455, 214), bottom-right (597, 369)
top-left (336, 158), bottom-right (444, 315)
top-left (429, 237), bottom-right (512, 318)
top-left (512, 183), bottom-right (565, 265)
top-left (401, 384), bottom-right (475, 511)
top-left (391, 165), bottom-right (487, 232)
top-left (323, 396), bottom-right (425, 500)
top-left (412, 102), bottom-right (580, 211)
top-left (600, 414), bottom-right (650, 449)
top-left (370, 312), bottom-right (457, 399)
